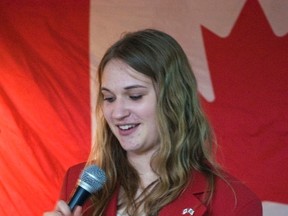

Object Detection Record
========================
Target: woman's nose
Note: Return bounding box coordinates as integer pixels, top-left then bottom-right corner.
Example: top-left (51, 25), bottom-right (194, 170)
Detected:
top-left (111, 99), bottom-right (130, 119)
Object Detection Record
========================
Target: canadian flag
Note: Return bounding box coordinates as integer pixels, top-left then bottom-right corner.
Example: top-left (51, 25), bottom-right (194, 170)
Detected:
top-left (0, 0), bottom-right (287, 215)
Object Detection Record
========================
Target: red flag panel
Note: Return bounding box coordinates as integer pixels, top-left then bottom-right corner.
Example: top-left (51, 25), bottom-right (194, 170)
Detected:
top-left (0, 0), bottom-right (90, 215)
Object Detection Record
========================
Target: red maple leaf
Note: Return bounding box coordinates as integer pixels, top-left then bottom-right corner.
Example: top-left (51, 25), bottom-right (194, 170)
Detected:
top-left (201, 0), bottom-right (288, 203)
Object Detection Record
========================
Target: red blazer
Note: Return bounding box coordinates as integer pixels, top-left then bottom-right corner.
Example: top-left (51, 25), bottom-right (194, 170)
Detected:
top-left (60, 163), bottom-right (262, 216)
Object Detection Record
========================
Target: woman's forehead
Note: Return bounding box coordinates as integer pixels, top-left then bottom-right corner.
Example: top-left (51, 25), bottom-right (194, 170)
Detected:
top-left (102, 59), bottom-right (152, 85)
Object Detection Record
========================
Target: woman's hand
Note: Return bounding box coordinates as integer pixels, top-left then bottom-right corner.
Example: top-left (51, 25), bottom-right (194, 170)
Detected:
top-left (43, 200), bottom-right (82, 216)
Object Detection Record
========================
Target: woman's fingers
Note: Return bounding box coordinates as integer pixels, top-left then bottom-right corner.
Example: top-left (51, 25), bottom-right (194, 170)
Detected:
top-left (55, 200), bottom-right (72, 215)
top-left (43, 200), bottom-right (76, 216)
top-left (73, 206), bottom-right (83, 216)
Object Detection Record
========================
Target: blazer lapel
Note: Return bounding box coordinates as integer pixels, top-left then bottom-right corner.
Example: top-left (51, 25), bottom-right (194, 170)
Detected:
top-left (159, 172), bottom-right (209, 216)
top-left (158, 195), bottom-right (207, 216)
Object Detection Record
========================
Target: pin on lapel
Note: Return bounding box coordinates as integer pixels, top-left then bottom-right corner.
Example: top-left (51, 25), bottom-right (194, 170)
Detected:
top-left (182, 208), bottom-right (195, 215)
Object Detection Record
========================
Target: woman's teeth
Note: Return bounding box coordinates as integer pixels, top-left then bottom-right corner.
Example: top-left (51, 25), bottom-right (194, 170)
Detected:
top-left (118, 124), bottom-right (136, 130)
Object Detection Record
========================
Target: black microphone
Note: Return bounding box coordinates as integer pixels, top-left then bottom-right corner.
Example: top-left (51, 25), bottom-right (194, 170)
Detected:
top-left (68, 165), bottom-right (106, 211)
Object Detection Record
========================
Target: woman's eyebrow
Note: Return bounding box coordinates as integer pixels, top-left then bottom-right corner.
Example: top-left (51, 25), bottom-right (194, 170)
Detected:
top-left (101, 85), bottom-right (147, 91)
top-left (100, 87), bottom-right (111, 92)
top-left (124, 85), bottom-right (147, 90)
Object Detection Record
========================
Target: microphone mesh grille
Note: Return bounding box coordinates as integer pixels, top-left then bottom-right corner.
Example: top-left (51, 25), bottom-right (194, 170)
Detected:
top-left (79, 165), bottom-right (106, 193)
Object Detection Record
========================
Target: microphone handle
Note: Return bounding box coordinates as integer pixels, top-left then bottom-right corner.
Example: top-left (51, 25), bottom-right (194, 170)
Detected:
top-left (68, 186), bottom-right (91, 211)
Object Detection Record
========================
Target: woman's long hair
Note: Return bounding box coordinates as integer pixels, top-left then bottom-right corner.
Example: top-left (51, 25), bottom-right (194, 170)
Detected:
top-left (87, 29), bottom-right (220, 215)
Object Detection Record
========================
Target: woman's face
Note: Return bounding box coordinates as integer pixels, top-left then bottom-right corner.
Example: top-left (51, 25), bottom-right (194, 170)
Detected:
top-left (101, 59), bottom-right (160, 156)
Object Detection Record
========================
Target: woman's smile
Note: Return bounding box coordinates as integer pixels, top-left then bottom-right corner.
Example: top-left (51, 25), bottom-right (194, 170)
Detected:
top-left (117, 123), bottom-right (140, 136)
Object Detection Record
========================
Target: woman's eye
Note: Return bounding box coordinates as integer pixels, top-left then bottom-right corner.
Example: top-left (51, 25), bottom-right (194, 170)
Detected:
top-left (130, 95), bottom-right (142, 100)
top-left (103, 96), bottom-right (115, 102)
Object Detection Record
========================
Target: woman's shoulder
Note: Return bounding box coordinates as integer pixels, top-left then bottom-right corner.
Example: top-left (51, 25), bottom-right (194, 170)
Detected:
top-left (159, 170), bottom-right (262, 215)
top-left (207, 171), bottom-right (262, 215)
top-left (59, 162), bottom-right (86, 200)
top-left (214, 171), bottom-right (260, 202)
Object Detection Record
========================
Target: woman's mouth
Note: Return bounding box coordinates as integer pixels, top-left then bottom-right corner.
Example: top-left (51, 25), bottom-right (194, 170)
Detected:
top-left (118, 124), bottom-right (138, 130)
top-left (117, 124), bottom-right (139, 135)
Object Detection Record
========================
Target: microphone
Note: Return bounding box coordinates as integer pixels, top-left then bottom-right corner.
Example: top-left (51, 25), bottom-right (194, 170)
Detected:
top-left (68, 165), bottom-right (106, 211)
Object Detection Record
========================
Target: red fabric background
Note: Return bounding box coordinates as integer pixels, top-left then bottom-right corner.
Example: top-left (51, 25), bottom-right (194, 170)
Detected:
top-left (0, 1), bottom-right (90, 215)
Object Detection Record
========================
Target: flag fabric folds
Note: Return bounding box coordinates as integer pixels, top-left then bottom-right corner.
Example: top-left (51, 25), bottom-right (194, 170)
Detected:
top-left (0, 1), bottom-right (91, 215)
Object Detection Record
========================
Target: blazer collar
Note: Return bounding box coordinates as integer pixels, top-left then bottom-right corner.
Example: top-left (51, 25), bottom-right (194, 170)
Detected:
top-left (104, 171), bottom-right (208, 216)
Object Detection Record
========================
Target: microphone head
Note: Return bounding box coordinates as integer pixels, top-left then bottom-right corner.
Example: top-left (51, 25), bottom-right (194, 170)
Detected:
top-left (78, 165), bottom-right (106, 193)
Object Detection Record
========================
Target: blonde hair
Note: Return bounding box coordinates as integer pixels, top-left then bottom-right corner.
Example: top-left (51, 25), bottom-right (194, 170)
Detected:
top-left (87, 29), bottom-right (220, 215)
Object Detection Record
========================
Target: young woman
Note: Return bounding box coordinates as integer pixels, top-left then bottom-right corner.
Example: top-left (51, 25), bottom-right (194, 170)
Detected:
top-left (44, 29), bottom-right (262, 216)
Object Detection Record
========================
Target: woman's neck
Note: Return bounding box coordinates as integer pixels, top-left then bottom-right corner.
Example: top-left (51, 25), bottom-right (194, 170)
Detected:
top-left (127, 150), bottom-right (159, 188)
